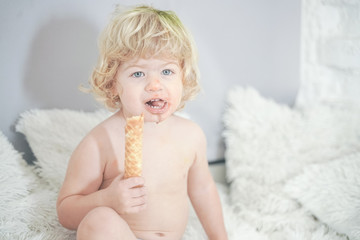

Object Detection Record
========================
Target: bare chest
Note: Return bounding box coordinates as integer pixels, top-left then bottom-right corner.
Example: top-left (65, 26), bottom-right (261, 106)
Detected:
top-left (101, 133), bottom-right (194, 190)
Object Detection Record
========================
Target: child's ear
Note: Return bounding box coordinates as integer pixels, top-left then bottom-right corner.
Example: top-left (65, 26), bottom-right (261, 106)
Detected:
top-left (109, 79), bottom-right (121, 107)
top-left (111, 79), bottom-right (123, 96)
top-left (111, 80), bottom-right (118, 95)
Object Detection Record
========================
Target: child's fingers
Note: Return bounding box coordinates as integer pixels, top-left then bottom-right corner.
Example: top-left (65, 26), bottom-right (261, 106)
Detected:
top-left (124, 176), bottom-right (145, 188)
top-left (131, 195), bottom-right (147, 207)
top-left (130, 185), bottom-right (147, 198)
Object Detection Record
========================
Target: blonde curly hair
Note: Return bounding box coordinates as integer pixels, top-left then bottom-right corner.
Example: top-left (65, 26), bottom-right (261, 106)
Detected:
top-left (88, 5), bottom-right (200, 111)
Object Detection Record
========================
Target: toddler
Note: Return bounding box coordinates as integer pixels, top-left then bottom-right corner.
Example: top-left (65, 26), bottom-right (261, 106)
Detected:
top-left (57, 5), bottom-right (227, 240)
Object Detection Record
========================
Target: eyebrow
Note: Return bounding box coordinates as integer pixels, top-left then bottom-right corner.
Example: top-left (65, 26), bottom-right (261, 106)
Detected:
top-left (164, 62), bottom-right (180, 68)
top-left (123, 64), bottom-right (143, 71)
top-left (123, 61), bottom-right (180, 71)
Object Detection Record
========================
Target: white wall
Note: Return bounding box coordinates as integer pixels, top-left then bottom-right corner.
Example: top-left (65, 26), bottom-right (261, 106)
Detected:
top-left (296, 0), bottom-right (360, 107)
top-left (0, 0), bottom-right (301, 162)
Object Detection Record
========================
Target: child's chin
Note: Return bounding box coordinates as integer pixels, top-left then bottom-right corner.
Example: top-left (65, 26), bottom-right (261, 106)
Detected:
top-left (144, 113), bottom-right (170, 124)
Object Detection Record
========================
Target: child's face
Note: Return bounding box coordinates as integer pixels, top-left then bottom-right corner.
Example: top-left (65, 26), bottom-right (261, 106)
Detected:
top-left (115, 57), bottom-right (183, 123)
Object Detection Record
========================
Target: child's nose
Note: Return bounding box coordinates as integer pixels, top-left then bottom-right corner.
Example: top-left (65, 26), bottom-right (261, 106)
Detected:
top-left (145, 75), bottom-right (162, 92)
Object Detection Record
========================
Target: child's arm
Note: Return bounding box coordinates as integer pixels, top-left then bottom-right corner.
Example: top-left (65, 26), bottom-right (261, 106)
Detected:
top-left (56, 133), bottom-right (146, 230)
top-left (187, 127), bottom-right (228, 240)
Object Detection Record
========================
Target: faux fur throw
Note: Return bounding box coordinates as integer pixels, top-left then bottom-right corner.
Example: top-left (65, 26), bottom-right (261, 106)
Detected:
top-left (223, 87), bottom-right (360, 240)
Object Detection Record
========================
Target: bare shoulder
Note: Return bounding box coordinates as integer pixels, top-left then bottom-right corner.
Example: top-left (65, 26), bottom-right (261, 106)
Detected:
top-left (170, 115), bottom-right (208, 168)
top-left (73, 112), bottom-right (124, 157)
top-left (171, 114), bottom-right (206, 144)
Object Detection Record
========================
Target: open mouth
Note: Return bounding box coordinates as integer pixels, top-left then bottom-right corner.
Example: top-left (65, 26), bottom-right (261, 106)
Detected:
top-left (145, 98), bottom-right (168, 109)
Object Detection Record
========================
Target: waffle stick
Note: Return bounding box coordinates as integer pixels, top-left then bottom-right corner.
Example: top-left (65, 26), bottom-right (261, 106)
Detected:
top-left (124, 114), bottom-right (144, 178)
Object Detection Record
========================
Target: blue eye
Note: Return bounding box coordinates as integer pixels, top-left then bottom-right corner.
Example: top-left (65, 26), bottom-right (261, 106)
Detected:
top-left (132, 72), bottom-right (144, 78)
top-left (162, 69), bottom-right (173, 75)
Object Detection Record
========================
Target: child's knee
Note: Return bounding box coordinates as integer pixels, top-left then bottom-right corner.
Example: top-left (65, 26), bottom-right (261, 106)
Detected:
top-left (77, 207), bottom-right (127, 239)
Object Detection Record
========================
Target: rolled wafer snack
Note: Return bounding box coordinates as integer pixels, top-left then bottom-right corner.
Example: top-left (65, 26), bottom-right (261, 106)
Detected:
top-left (124, 114), bottom-right (144, 178)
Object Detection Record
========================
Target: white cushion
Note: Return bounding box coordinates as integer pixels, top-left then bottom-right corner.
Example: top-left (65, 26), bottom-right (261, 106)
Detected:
top-left (223, 87), bottom-right (360, 185)
top-left (285, 152), bottom-right (360, 240)
top-left (16, 109), bottom-right (111, 190)
top-left (222, 86), bottom-right (360, 237)
top-left (0, 131), bottom-right (36, 236)
top-left (0, 131), bottom-right (76, 239)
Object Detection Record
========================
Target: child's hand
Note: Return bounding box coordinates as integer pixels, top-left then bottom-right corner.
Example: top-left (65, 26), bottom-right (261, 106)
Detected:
top-left (106, 176), bottom-right (147, 215)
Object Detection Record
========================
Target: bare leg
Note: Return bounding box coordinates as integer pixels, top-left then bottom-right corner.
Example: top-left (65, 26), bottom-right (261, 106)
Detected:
top-left (77, 206), bottom-right (137, 240)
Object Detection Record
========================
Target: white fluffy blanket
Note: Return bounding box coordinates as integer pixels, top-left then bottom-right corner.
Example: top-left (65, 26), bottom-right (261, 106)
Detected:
top-left (1, 86), bottom-right (360, 240)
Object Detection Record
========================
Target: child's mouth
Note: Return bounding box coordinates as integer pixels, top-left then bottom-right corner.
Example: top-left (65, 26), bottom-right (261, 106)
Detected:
top-left (145, 98), bottom-right (168, 113)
